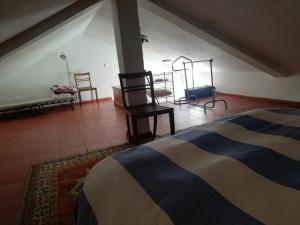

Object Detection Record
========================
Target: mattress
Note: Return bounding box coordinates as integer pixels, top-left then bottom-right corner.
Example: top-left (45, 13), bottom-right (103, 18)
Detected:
top-left (0, 98), bottom-right (53, 111)
top-left (76, 108), bottom-right (300, 225)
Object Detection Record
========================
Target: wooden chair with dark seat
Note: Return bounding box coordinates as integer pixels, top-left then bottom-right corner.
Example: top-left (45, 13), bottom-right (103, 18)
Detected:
top-left (119, 71), bottom-right (175, 145)
top-left (74, 72), bottom-right (99, 107)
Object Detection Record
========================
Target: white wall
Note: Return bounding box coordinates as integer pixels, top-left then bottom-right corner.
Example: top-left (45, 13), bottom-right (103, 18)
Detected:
top-left (61, 34), bottom-right (119, 99)
top-left (0, 53), bottom-right (68, 104)
top-left (0, 33), bottom-right (119, 104)
top-left (214, 71), bottom-right (300, 102)
top-left (138, 5), bottom-right (300, 102)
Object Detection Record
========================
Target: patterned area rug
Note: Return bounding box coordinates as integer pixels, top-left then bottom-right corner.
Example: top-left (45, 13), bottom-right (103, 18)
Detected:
top-left (17, 145), bottom-right (128, 225)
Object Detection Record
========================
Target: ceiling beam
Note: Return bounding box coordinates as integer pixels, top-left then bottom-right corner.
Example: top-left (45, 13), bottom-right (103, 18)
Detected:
top-left (0, 0), bottom-right (101, 58)
top-left (143, 0), bottom-right (289, 77)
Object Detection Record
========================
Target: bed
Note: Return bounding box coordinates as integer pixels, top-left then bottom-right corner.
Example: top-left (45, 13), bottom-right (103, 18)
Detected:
top-left (76, 108), bottom-right (300, 225)
top-left (0, 85), bottom-right (76, 118)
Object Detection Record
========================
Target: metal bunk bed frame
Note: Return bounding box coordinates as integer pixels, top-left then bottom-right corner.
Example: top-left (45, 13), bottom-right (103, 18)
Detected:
top-left (172, 56), bottom-right (228, 113)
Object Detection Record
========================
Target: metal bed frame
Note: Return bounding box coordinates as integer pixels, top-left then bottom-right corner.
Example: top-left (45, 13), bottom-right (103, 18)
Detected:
top-left (0, 96), bottom-right (76, 119)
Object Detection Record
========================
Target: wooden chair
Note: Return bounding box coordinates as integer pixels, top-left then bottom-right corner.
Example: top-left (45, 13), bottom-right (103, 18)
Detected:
top-left (119, 71), bottom-right (175, 145)
top-left (74, 73), bottom-right (99, 107)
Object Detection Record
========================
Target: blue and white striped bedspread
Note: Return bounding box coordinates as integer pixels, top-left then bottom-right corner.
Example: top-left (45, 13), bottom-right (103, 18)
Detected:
top-left (76, 108), bottom-right (300, 225)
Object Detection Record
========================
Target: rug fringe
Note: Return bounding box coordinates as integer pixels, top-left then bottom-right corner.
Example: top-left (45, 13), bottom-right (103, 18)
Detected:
top-left (15, 143), bottom-right (130, 225)
top-left (34, 143), bottom-right (130, 166)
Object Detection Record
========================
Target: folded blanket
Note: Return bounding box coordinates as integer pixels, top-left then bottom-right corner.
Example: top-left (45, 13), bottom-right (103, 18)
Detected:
top-left (51, 85), bottom-right (76, 95)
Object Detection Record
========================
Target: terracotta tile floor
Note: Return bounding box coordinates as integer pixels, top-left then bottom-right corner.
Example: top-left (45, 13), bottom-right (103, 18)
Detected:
top-left (0, 94), bottom-right (296, 225)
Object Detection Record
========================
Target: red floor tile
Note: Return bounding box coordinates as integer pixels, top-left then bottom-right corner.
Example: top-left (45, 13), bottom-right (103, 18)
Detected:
top-left (0, 196), bottom-right (20, 225)
top-left (86, 139), bottom-right (113, 152)
top-left (60, 142), bottom-right (87, 158)
top-left (31, 150), bottom-right (61, 165)
top-left (0, 94), bottom-right (297, 223)
top-left (34, 141), bottom-right (60, 154)
top-left (0, 180), bottom-right (25, 201)
top-left (0, 164), bottom-right (31, 184)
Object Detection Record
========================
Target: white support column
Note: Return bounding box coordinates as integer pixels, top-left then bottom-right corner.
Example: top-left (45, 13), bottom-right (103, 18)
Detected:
top-left (111, 0), bottom-right (150, 135)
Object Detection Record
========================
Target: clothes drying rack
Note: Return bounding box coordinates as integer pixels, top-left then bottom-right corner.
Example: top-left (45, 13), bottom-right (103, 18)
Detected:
top-left (172, 56), bottom-right (197, 104)
top-left (172, 56), bottom-right (227, 113)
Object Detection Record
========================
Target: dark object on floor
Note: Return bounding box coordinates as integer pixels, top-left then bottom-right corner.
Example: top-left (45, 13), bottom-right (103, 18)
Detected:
top-left (119, 71), bottom-right (175, 145)
top-left (74, 72), bottom-right (99, 107)
top-left (185, 85), bottom-right (214, 99)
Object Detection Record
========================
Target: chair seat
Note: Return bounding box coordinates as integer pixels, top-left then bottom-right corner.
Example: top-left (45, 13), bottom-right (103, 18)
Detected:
top-left (126, 104), bottom-right (172, 117)
top-left (78, 87), bottom-right (97, 91)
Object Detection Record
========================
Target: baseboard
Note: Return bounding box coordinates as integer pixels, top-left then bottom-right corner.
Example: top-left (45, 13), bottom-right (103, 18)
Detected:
top-left (78, 97), bottom-right (112, 104)
top-left (216, 92), bottom-right (300, 108)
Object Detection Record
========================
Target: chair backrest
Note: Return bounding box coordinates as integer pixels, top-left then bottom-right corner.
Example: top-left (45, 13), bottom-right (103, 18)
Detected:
top-left (74, 72), bottom-right (92, 89)
top-left (118, 71), bottom-right (155, 108)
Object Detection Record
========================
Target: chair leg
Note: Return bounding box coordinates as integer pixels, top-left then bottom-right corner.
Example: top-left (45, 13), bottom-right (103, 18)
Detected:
top-left (70, 100), bottom-right (75, 110)
top-left (91, 90), bottom-right (94, 101)
top-left (152, 115), bottom-right (157, 140)
top-left (78, 92), bottom-right (82, 107)
top-left (125, 115), bottom-right (132, 144)
top-left (169, 109), bottom-right (175, 135)
top-left (95, 89), bottom-right (99, 105)
top-left (132, 117), bottom-right (139, 145)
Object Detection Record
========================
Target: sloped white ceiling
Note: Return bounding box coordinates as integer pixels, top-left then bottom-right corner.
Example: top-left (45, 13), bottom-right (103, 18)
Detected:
top-left (83, 1), bottom-right (258, 74)
top-left (149, 0), bottom-right (300, 76)
top-left (0, 0), bottom-right (77, 43)
top-left (2, 0), bottom-right (299, 77)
